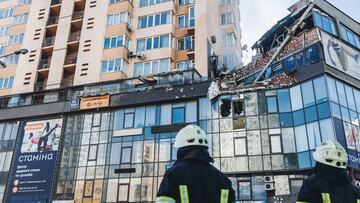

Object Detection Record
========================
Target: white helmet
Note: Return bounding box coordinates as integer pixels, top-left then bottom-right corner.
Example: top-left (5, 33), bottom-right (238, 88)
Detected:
top-left (174, 125), bottom-right (209, 149)
top-left (313, 140), bottom-right (348, 169)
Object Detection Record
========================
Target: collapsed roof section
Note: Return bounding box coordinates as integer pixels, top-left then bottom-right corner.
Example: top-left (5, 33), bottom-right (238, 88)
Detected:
top-left (217, 1), bottom-right (322, 94)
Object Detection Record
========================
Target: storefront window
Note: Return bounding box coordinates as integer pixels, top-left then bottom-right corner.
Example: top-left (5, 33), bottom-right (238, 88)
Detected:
top-left (295, 125), bottom-right (308, 152)
top-left (267, 97), bottom-right (278, 113)
top-left (245, 93), bottom-right (258, 115)
top-left (301, 81), bottom-right (315, 107)
top-left (345, 85), bottom-right (356, 111)
top-left (278, 90), bottom-right (291, 113)
top-left (293, 110), bottom-right (305, 126)
top-left (252, 177), bottom-right (266, 200)
top-left (306, 122), bottom-right (321, 150)
top-left (336, 81), bottom-right (347, 107)
top-left (247, 131), bottom-right (261, 155)
top-left (282, 128), bottom-right (296, 153)
top-left (280, 113), bottom-right (293, 127)
top-left (239, 181), bottom-right (251, 200)
top-left (305, 106), bottom-right (318, 123)
top-left (290, 85), bottom-right (303, 111)
top-left (313, 77), bottom-right (328, 103)
top-left (319, 118), bottom-right (335, 141)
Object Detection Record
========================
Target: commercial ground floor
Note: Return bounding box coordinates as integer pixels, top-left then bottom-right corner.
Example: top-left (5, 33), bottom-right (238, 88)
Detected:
top-left (0, 74), bottom-right (359, 202)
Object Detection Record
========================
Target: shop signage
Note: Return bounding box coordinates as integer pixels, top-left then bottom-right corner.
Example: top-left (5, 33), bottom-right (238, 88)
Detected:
top-left (6, 118), bottom-right (64, 203)
top-left (69, 98), bottom-right (80, 110)
top-left (80, 95), bottom-right (110, 110)
top-left (322, 30), bottom-right (360, 79)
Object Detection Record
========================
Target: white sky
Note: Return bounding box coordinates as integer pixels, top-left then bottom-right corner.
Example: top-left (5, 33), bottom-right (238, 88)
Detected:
top-left (240, 0), bottom-right (360, 63)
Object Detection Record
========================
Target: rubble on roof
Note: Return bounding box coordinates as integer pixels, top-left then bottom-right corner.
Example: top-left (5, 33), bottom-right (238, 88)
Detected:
top-left (221, 28), bottom-right (320, 84)
top-left (219, 72), bottom-right (296, 94)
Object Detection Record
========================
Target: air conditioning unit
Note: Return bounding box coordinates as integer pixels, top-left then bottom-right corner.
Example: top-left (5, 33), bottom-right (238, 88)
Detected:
top-left (137, 54), bottom-right (146, 60)
top-left (264, 175), bottom-right (274, 183)
top-left (128, 51), bottom-right (137, 58)
top-left (265, 182), bottom-right (275, 191)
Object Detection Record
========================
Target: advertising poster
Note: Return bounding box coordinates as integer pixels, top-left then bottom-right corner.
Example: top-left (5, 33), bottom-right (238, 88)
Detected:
top-left (322, 30), bottom-right (360, 78)
top-left (6, 118), bottom-right (63, 203)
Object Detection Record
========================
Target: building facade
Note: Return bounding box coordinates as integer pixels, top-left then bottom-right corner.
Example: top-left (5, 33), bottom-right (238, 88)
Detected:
top-left (0, 0), bottom-right (359, 203)
top-left (0, 0), bottom-right (242, 99)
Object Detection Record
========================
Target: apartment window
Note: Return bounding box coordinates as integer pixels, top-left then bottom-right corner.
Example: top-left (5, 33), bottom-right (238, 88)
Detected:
top-left (101, 58), bottom-right (127, 73)
top-left (0, 44), bottom-right (5, 55)
top-left (179, 0), bottom-right (194, 6)
top-left (220, 0), bottom-right (233, 5)
top-left (109, 0), bottom-right (126, 4)
top-left (0, 8), bottom-right (14, 19)
top-left (104, 35), bottom-right (128, 49)
top-left (0, 26), bottom-right (9, 37)
top-left (222, 32), bottom-right (236, 47)
top-left (0, 77), bottom-right (14, 89)
top-left (8, 33), bottom-right (24, 45)
top-left (221, 12), bottom-right (234, 25)
top-left (177, 36), bottom-right (194, 50)
top-left (178, 15), bottom-right (188, 28)
top-left (107, 12), bottom-right (129, 26)
top-left (13, 13), bottom-right (28, 25)
top-left (136, 34), bottom-right (171, 52)
top-left (176, 60), bottom-right (193, 70)
top-left (134, 58), bottom-right (170, 76)
top-left (188, 6), bottom-right (195, 27)
top-left (140, 0), bottom-right (172, 7)
top-left (313, 10), bottom-right (336, 35)
top-left (3, 54), bottom-right (19, 66)
top-left (222, 54), bottom-right (237, 69)
top-left (138, 12), bottom-right (171, 29)
top-left (17, 0), bottom-right (31, 5)
top-left (340, 24), bottom-right (360, 49)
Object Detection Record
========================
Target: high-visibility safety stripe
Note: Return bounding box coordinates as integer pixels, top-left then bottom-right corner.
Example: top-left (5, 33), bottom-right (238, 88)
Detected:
top-left (220, 189), bottom-right (229, 203)
top-left (179, 185), bottom-right (190, 203)
top-left (156, 196), bottom-right (176, 203)
top-left (321, 193), bottom-right (331, 203)
top-left (357, 199), bottom-right (360, 203)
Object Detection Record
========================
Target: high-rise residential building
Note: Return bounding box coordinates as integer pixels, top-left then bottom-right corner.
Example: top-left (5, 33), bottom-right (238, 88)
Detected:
top-left (0, 0), bottom-right (242, 202)
top-left (0, 0), bottom-right (242, 98)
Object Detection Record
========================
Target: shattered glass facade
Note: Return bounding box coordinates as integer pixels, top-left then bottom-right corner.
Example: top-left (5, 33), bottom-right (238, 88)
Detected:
top-left (49, 72), bottom-right (360, 202)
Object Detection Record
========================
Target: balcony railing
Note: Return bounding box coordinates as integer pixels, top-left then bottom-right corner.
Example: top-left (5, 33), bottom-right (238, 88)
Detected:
top-left (38, 59), bottom-right (51, 70)
top-left (42, 37), bottom-right (55, 47)
top-left (51, 0), bottom-right (61, 5)
top-left (47, 16), bottom-right (59, 26)
top-left (64, 54), bottom-right (77, 65)
top-left (72, 11), bottom-right (84, 20)
top-left (68, 32), bottom-right (81, 42)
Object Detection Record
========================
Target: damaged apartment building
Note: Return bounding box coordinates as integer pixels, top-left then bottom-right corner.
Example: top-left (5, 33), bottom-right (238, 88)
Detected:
top-left (0, 0), bottom-right (359, 202)
top-left (208, 0), bottom-right (360, 201)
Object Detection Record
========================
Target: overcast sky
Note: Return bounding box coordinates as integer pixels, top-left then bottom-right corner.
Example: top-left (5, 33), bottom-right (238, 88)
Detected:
top-left (240, 0), bottom-right (360, 63)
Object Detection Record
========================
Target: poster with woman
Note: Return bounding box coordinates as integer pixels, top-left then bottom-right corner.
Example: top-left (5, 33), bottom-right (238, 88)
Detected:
top-left (6, 118), bottom-right (63, 203)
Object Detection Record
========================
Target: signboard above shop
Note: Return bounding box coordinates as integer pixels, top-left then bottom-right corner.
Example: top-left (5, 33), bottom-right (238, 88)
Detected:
top-left (80, 95), bottom-right (110, 110)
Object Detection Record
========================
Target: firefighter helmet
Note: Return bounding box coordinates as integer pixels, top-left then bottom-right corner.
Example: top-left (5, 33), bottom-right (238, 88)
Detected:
top-left (174, 125), bottom-right (209, 149)
top-left (313, 140), bottom-right (348, 169)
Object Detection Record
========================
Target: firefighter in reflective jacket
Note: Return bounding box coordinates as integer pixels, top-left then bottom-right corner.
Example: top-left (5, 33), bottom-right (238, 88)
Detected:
top-left (297, 140), bottom-right (360, 203)
top-left (156, 125), bottom-right (235, 203)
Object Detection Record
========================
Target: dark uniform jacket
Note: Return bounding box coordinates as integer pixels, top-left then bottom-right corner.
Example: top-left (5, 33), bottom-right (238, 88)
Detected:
top-left (157, 146), bottom-right (235, 203)
top-left (297, 163), bottom-right (360, 203)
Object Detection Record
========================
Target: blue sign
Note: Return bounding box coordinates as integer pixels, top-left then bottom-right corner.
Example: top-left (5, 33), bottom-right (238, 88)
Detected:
top-left (6, 118), bottom-right (63, 203)
top-left (69, 98), bottom-right (80, 110)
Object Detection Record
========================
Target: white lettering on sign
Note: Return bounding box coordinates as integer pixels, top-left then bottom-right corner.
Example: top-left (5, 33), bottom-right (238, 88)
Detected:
top-left (18, 153), bottom-right (53, 162)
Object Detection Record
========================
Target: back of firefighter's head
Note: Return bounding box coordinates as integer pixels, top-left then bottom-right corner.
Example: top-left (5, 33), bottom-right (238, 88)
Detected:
top-left (313, 140), bottom-right (348, 169)
top-left (174, 125), bottom-right (208, 149)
